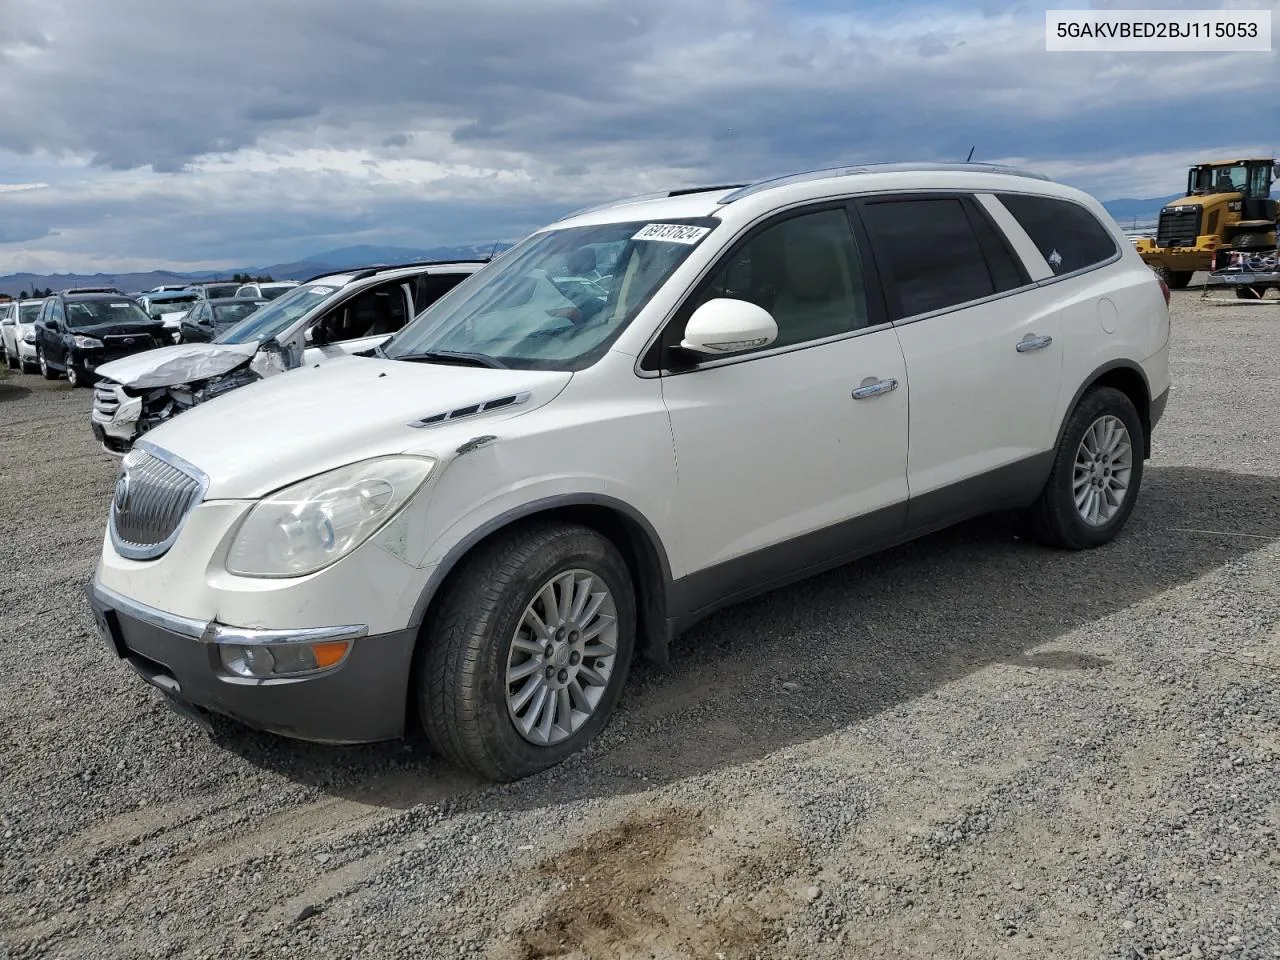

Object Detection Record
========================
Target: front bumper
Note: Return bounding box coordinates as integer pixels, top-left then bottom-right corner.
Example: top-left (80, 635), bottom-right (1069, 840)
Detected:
top-left (87, 578), bottom-right (418, 744)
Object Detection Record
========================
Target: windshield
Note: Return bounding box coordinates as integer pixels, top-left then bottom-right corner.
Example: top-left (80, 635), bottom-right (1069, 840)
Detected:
top-left (64, 299), bottom-right (153, 327)
top-left (212, 302), bottom-right (264, 326)
top-left (19, 303), bottom-right (43, 322)
top-left (151, 295), bottom-right (199, 310)
top-left (203, 283), bottom-right (240, 299)
top-left (1190, 164), bottom-right (1249, 195)
top-left (213, 282), bottom-right (340, 344)
top-left (383, 218), bottom-right (717, 370)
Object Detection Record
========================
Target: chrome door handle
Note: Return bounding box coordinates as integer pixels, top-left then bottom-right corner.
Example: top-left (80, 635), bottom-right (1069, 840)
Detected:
top-left (1016, 334), bottom-right (1053, 352)
top-left (852, 377), bottom-right (899, 399)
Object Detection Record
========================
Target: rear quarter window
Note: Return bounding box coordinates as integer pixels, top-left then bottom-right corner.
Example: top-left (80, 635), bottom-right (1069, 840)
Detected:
top-left (996, 193), bottom-right (1119, 275)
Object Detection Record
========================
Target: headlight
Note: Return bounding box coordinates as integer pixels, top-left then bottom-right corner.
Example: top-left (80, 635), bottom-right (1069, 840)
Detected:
top-left (72, 335), bottom-right (103, 349)
top-left (225, 457), bottom-right (435, 577)
top-left (22, 332), bottom-right (35, 343)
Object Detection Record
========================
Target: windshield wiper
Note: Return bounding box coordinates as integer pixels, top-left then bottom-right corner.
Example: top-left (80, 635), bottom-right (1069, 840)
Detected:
top-left (395, 350), bottom-right (507, 369)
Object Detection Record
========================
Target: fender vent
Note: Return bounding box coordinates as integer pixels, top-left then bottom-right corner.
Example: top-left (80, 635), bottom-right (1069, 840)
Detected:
top-left (408, 391), bottom-right (530, 428)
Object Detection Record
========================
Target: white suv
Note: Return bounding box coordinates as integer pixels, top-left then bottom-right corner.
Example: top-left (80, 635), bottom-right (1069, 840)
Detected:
top-left (90, 261), bottom-right (484, 454)
top-left (87, 162), bottom-right (1171, 781)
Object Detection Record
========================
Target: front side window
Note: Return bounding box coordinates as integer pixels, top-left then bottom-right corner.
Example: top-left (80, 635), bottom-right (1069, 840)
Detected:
top-left (683, 208), bottom-right (871, 352)
top-left (385, 218), bottom-right (718, 371)
top-left (861, 198), bottom-right (996, 317)
top-left (997, 193), bottom-right (1118, 275)
top-left (214, 283), bottom-right (342, 344)
top-left (312, 282), bottom-right (407, 343)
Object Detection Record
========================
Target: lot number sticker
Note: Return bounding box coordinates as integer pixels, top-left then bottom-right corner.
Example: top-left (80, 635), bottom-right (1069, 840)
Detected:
top-left (632, 223), bottom-right (711, 244)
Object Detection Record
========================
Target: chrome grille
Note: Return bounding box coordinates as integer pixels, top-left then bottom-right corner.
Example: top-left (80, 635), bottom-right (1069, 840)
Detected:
top-left (109, 445), bottom-right (208, 560)
top-left (93, 383), bottom-right (120, 417)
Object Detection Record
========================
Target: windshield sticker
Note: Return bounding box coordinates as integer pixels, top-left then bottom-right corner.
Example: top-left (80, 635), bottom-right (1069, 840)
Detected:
top-left (632, 223), bottom-right (711, 244)
top-left (110, 302), bottom-right (132, 308)
top-left (308, 286), bottom-right (336, 295)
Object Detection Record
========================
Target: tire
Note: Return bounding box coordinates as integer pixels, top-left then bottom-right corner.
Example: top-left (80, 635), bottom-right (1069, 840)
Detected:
top-left (1025, 386), bottom-right (1145, 550)
top-left (1231, 233), bottom-right (1273, 252)
top-left (38, 349), bottom-right (59, 381)
top-left (1148, 262), bottom-right (1170, 284)
top-left (1166, 271), bottom-right (1192, 290)
top-left (419, 521), bottom-right (637, 781)
top-left (1235, 285), bottom-right (1264, 300)
top-left (66, 361), bottom-right (82, 387)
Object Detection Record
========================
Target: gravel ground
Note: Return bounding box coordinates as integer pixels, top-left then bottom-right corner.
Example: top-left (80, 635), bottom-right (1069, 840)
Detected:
top-left (1, 290), bottom-right (1278, 960)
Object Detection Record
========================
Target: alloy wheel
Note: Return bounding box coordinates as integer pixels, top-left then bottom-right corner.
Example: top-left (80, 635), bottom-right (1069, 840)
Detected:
top-left (505, 568), bottom-right (618, 747)
top-left (1073, 414), bottom-right (1133, 526)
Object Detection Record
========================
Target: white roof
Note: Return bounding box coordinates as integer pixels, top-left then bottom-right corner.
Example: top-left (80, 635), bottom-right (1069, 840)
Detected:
top-left (547, 162), bottom-right (1098, 233)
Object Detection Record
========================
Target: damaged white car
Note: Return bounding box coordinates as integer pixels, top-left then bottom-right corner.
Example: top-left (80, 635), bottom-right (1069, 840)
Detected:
top-left (90, 260), bottom-right (484, 454)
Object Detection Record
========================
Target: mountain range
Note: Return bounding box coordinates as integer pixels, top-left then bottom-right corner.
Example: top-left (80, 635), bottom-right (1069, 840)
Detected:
top-left (0, 243), bottom-right (511, 298)
top-left (2, 191), bottom-right (1269, 296)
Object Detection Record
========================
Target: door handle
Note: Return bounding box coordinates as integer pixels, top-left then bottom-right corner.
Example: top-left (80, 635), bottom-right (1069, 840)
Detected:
top-left (1016, 334), bottom-right (1053, 352)
top-left (852, 377), bottom-right (899, 399)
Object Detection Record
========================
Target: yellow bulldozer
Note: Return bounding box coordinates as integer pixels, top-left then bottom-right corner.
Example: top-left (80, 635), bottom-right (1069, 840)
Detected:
top-left (1134, 157), bottom-right (1278, 295)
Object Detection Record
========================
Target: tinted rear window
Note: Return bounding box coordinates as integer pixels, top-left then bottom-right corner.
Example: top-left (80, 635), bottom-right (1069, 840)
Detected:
top-left (861, 197), bottom-right (996, 317)
top-left (996, 193), bottom-right (1119, 275)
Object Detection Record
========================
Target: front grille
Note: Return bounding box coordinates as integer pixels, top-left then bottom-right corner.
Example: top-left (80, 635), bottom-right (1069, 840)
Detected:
top-left (94, 383), bottom-right (120, 417)
top-left (1156, 207), bottom-right (1201, 248)
top-left (109, 447), bottom-right (207, 560)
top-left (101, 332), bottom-right (162, 349)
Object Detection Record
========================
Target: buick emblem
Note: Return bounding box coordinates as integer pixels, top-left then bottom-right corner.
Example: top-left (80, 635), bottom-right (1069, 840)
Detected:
top-left (113, 473), bottom-right (132, 515)
top-left (123, 337), bottom-right (135, 345)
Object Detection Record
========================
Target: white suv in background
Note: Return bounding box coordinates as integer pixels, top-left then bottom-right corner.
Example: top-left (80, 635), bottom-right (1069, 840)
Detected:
top-left (87, 162), bottom-right (1171, 782)
top-left (2, 298), bottom-right (47, 372)
top-left (89, 260), bottom-right (485, 453)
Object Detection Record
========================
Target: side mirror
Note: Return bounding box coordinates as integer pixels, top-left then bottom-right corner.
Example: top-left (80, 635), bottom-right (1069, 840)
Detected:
top-left (678, 298), bottom-right (778, 356)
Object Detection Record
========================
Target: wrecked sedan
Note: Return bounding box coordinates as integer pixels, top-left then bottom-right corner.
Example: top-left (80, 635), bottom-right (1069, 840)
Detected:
top-left (89, 261), bottom-right (484, 454)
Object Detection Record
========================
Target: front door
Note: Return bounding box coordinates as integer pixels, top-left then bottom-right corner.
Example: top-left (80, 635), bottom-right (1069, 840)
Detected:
top-left (655, 204), bottom-right (911, 612)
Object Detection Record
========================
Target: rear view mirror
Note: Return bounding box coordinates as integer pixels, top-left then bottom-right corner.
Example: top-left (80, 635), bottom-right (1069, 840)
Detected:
top-left (679, 298), bottom-right (778, 356)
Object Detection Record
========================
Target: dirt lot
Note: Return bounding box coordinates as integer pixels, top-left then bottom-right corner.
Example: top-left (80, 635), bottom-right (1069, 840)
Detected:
top-left (2, 291), bottom-right (1278, 960)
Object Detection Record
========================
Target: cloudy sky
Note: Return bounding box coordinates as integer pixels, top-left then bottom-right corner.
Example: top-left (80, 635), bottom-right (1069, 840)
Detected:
top-left (1, 0), bottom-right (1276, 273)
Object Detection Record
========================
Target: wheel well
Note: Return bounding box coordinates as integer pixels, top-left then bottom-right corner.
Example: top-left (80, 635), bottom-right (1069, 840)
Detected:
top-left (1089, 366), bottom-right (1152, 456)
top-left (403, 502), bottom-right (670, 737)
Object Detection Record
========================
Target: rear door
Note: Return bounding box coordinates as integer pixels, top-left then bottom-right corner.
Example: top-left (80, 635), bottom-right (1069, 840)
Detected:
top-left (856, 193), bottom-right (1063, 528)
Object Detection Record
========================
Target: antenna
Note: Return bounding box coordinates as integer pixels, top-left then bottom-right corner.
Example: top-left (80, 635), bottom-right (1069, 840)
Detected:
top-left (486, 240), bottom-right (500, 262)
top-left (965, 146), bottom-right (976, 162)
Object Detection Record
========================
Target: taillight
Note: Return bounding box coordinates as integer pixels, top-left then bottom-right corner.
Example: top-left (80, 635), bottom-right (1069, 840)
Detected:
top-left (1157, 274), bottom-right (1171, 306)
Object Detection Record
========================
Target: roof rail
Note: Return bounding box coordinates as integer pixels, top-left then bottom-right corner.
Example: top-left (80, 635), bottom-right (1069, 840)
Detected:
top-left (557, 183), bottom-right (751, 221)
top-left (301, 258), bottom-right (493, 285)
top-left (716, 161), bottom-right (1053, 204)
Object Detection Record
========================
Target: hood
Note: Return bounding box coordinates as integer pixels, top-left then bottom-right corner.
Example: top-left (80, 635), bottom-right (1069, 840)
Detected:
top-left (139, 354), bottom-right (573, 498)
top-left (72, 321), bottom-right (167, 339)
top-left (94, 341), bottom-right (259, 388)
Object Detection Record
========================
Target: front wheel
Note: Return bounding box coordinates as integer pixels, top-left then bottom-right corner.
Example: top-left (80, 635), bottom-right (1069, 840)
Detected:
top-left (418, 521), bottom-right (636, 781)
top-left (1025, 386), bottom-right (1145, 550)
top-left (66, 360), bottom-right (83, 387)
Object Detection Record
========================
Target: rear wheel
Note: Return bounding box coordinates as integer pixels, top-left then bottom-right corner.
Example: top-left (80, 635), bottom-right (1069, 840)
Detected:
top-left (1025, 386), bottom-right (1145, 550)
top-left (38, 349), bottom-right (59, 381)
top-left (418, 521), bottom-right (636, 781)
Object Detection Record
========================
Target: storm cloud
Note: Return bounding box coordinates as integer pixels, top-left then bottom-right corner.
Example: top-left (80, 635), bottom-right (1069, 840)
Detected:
top-left (0, 0), bottom-right (1276, 270)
